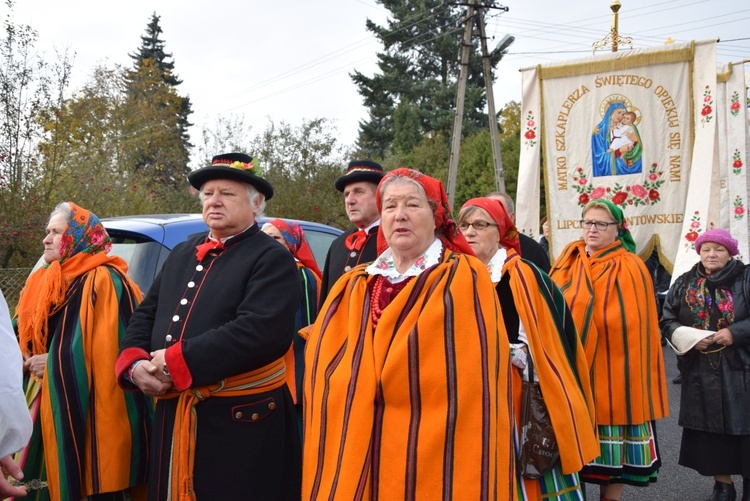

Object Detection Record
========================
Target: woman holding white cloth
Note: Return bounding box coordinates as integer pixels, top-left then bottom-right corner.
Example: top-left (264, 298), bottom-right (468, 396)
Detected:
top-left (661, 228), bottom-right (750, 501)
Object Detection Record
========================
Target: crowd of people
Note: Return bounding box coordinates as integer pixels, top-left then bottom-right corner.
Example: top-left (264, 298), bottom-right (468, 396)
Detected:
top-left (0, 153), bottom-right (747, 501)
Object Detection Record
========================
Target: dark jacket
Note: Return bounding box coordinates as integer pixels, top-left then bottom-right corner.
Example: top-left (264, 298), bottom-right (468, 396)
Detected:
top-left (119, 224), bottom-right (302, 500)
top-left (661, 259), bottom-right (750, 434)
top-left (519, 233), bottom-right (550, 273)
top-left (320, 225), bottom-right (379, 302)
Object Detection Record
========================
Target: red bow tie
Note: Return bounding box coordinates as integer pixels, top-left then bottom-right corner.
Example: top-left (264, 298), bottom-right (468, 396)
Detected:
top-left (195, 239), bottom-right (224, 262)
top-left (345, 229), bottom-right (368, 251)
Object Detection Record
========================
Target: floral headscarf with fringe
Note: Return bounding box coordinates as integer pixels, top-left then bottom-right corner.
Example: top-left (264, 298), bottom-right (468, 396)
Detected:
top-left (16, 202), bottom-right (136, 355)
top-left (264, 218), bottom-right (322, 278)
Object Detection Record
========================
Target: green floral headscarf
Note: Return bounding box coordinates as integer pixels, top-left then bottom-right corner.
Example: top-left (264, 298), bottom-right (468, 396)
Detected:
top-left (584, 199), bottom-right (636, 253)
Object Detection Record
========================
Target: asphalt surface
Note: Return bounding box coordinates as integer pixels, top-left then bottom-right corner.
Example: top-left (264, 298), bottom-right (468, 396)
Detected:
top-left (582, 347), bottom-right (746, 500)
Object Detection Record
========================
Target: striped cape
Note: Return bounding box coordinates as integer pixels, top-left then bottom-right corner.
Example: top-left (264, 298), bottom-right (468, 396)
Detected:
top-left (285, 262), bottom-right (321, 405)
top-left (503, 249), bottom-right (598, 476)
top-left (550, 240), bottom-right (668, 425)
top-left (17, 266), bottom-right (151, 501)
top-left (302, 250), bottom-right (515, 500)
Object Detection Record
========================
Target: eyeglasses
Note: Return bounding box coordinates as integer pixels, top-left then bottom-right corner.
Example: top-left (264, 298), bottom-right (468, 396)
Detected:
top-left (580, 220), bottom-right (618, 231)
top-left (458, 220), bottom-right (498, 231)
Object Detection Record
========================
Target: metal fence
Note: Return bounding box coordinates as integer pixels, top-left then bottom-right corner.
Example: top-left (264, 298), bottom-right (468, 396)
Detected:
top-left (0, 268), bottom-right (32, 309)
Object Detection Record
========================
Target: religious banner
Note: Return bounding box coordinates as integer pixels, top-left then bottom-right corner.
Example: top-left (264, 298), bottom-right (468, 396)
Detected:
top-left (517, 41), bottom-right (724, 273)
top-left (721, 62), bottom-right (750, 260)
top-left (670, 58), bottom-right (750, 278)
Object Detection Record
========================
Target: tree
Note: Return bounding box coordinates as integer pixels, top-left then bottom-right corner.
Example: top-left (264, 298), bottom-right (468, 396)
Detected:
top-left (352, 1), bottom-right (503, 158)
top-left (38, 63), bottom-right (197, 218)
top-left (250, 118), bottom-right (352, 228)
top-left (125, 13), bottom-right (192, 187)
top-left (194, 114), bottom-right (255, 170)
top-left (0, 1), bottom-right (73, 267)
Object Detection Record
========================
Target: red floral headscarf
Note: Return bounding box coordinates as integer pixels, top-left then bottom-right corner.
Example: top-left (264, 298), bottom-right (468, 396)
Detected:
top-left (460, 197), bottom-right (521, 255)
top-left (375, 168), bottom-right (474, 256)
top-left (58, 202), bottom-right (112, 260)
top-left (16, 202), bottom-right (135, 355)
top-left (265, 218), bottom-right (322, 278)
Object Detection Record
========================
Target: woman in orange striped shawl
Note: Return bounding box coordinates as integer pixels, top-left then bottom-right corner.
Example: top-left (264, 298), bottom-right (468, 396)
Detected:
top-left (550, 200), bottom-right (668, 501)
top-left (458, 198), bottom-right (598, 501)
top-left (302, 169), bottom-right (515, 500)
top-left (14, 202), bottom-right (150, 501)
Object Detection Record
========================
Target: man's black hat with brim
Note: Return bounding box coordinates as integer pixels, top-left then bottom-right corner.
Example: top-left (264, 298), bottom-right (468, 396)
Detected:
top-left (334, 160), bottom-right (385, 192)
top-left (188, 152), bottom-right (274, 200)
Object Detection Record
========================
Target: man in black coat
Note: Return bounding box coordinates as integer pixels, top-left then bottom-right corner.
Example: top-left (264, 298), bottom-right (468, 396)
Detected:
top-left (320, 160), bottom-right (385, 301)
top-left (487, 191), bottom-right (551, 273)
top-left (116, 153), bottom-right (301, 500)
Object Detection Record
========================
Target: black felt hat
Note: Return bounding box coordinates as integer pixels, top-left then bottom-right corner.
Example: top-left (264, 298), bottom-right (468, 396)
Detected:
top-left (188, 153), bottom-right (274, 200)
top-left (334, 160), bottom-right (385, 192)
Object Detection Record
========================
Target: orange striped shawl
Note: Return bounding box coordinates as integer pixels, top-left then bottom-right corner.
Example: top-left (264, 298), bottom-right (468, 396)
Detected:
top-left (503, 250), bottom-right (598, 474)
top-left (303, 251), bottom-right (515, 500)
top-left (40, 265), bottom-right (145, 499)
top-left (550, 240), bottom-right (668, 425)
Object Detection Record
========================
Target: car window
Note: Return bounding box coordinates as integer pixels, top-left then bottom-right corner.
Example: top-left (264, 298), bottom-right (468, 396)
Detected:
top-left (28, 216), bottom-right (341, 298)
top-left (107, 235), bottom-right (169, 295)
top-left (305, 230), bottom-right (338, 271)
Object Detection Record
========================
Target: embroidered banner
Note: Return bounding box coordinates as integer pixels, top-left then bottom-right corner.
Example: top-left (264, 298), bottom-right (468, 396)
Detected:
top-left (517, 41), bottom-right (729, 274)
top-left (722, 62), bottom-right (750, 262)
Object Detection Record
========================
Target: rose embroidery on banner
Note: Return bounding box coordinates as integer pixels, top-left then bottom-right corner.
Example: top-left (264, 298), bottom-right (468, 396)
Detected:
top-left (684, 211), bottom-right (703, 251)
top-left (572, 163), bottom-right (665, 208)
top-left (730, 91), bottom-right (741, 118)
top-left (523, 110), bottom-right (537, 150)
top-left (733, 148), bottom-right (744, 174)
top-left (734, 196), bottom-right (745, 221)
top-left (700, 85), bottom-right (714, 126)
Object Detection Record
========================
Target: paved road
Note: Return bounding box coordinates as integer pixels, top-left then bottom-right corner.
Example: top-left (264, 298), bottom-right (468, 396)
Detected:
top-left (582, 348), bottom-right (746, 500)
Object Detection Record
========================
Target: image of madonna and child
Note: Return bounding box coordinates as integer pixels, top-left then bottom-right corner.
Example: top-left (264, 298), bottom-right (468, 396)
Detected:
top-left (592, 102), bottom-right (643, 177)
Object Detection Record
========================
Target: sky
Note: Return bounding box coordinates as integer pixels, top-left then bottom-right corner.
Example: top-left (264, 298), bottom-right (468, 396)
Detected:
top-left (9, 0), bottom-right (750, 166)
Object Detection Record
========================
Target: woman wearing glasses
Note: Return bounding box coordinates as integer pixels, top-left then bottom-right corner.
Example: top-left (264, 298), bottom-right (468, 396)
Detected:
top-left (550, 200), bottom-right (669, 501)
top-left (457, 198), bottom-right (598, 501)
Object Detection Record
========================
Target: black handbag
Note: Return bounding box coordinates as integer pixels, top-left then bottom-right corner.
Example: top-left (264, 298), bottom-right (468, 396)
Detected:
top-left (518, 354), bottom-right (560, 479)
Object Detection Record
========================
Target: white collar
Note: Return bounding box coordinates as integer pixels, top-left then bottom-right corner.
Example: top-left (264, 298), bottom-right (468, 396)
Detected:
top-left (486, 247), bottom-right (507, 284)
top-left (362, 219), bottom-right (380, 234)
top-left (366, 238), bottom-right (443, 284)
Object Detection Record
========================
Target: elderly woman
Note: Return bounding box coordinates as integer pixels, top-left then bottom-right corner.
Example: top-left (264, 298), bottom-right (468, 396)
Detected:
top-left (261, 218), bottom-right (321, 434)
top-left (302, 169), bottom-right (514, 499)
top-left (661, 228), bottom-right (750, 501)
top-left (458, 198), bottom-right (598, 500)
top-left (14, 202), bottom-right (150, 500)
top-left (550, 200), bottom-right (668, 501)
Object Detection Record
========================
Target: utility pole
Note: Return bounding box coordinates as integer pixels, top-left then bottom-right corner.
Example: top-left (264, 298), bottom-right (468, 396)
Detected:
top-left (480, 26), bottom-right (514, 193)
top-left (446, 1), bottom-right (510, 208)
top-left (446, 1), bottom-right (476, 208)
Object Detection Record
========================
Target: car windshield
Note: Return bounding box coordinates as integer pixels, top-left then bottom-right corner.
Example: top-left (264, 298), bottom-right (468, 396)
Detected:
top-left (106, 219), bottom-right (339, 293)
top-left (31, 216), bottom-right (341, 294)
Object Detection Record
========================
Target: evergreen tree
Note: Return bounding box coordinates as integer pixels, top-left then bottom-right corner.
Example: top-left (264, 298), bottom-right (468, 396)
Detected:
top-left (352, 0), bottom-right (503, 158)
top-left (129, 13), bottom-right (180, 86)
top-left (125, 13), bottom-right (192, 186)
